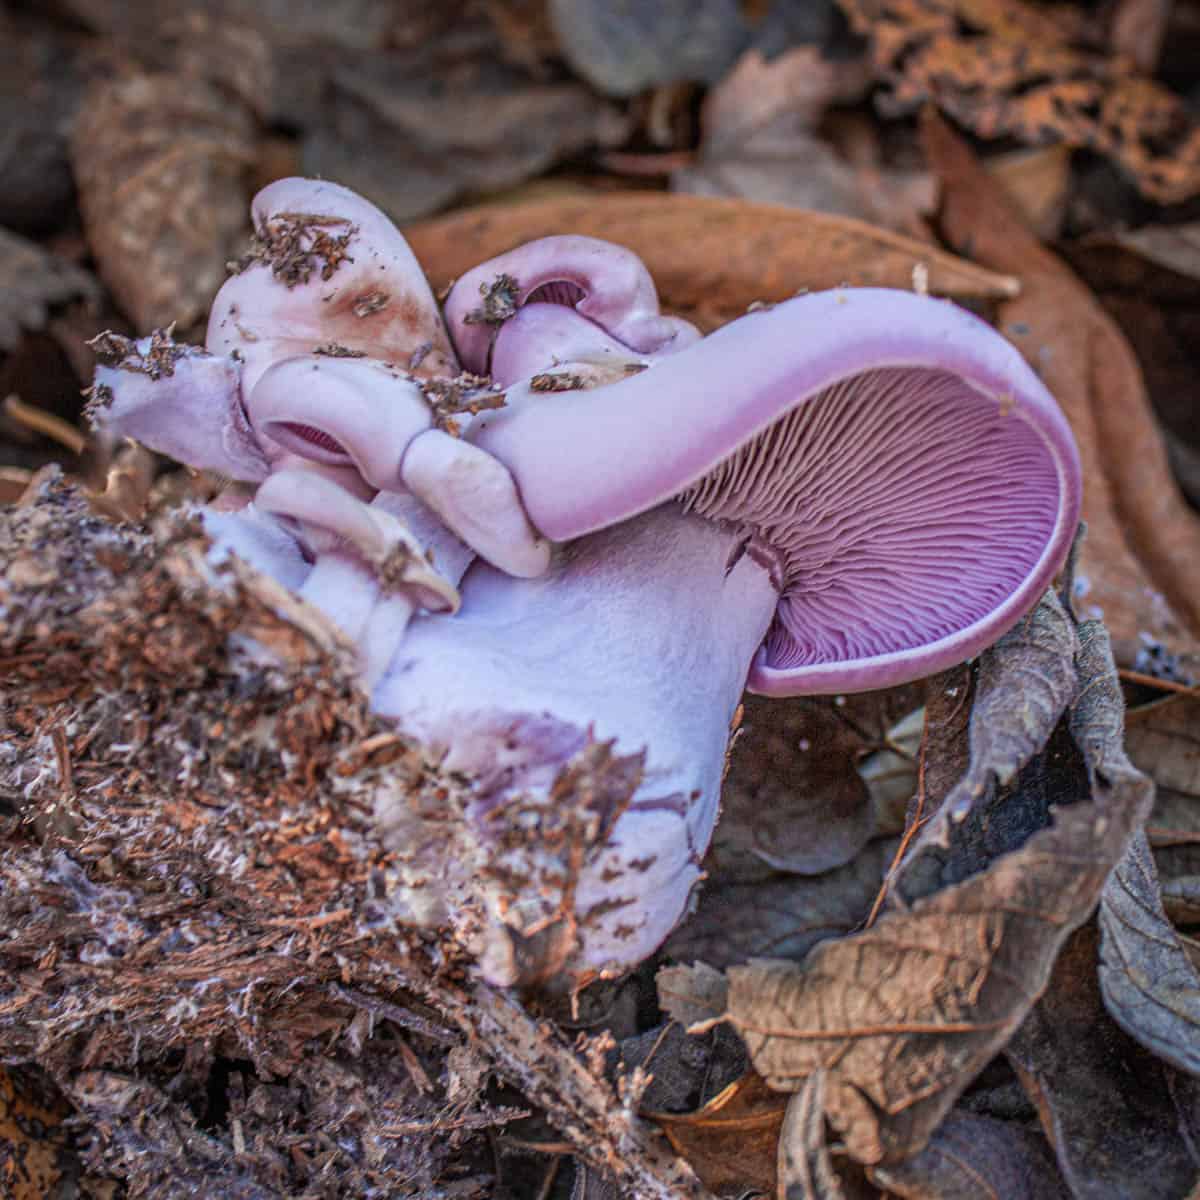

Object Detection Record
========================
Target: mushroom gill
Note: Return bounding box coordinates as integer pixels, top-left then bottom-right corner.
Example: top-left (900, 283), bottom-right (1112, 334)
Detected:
top-left (678, 365), bottom-right (1062, 674)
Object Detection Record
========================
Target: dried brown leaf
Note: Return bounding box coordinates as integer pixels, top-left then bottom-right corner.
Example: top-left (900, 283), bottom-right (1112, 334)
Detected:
top-left (665, 838), bottom-right (896, 970)
top-left (777, 1071), bottom-right (865, 1200)
top-left (841, 0), bottom-right (1200, 203)
top-left (1105, 224), bottom-right (1200, 284)
top-left (0, 229), bottom-right (99, 353)
top-left (657, 963), bottom-right (730, 1031)
top-left (1006, 924), bottom-right (1200, 1200)
top-left (866, 1109), bottom-right (1063, 1199)
top-left (717, 697), bottom-right (878, 880)
top-left (649, 1072), bottom-right (787, 1195)
top-left (673, 46), bottom-right (932, 234)
top-left (403, 192), bottom-right (1019, 332)
top-left (924, 110), bottom-right (1200, 678)
top-left (71, 68), bottom-right (256, 332)
top-left (725, 602), bottom-right (1153, 1165)
top-left (1099, 829), bottom-right (1200, 1075)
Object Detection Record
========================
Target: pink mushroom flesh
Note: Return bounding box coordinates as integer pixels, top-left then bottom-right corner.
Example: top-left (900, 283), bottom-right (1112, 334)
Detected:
top-left (207, 177), bottom-right (458, 395)
top-left (443, 234), bottom-right (700, 376)
top-left (373, 287), bottom-right (1081, 983)
top-left (469, 288), bottom-right (1082, 695)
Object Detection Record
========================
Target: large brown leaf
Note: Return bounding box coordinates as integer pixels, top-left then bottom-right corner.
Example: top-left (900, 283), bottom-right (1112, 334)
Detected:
top-left (403, 192), bottom-right (1018, 331)
top-left (71, 59), bottom-right (259, 333)
top-left (723, 605), bottom-right (1153, 1165)
top-left (923, 110), bottom-right (1200, 679)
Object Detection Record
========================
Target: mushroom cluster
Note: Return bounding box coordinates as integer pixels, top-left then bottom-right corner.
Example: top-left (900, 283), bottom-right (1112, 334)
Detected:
top-left (89, 178), bottom-right (1082, 988)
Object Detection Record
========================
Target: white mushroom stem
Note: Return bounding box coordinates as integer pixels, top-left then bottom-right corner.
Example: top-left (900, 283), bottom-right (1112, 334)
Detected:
top-left (359, 491), bottom-right (474, 689)
top-left (255, 471), bottom-right (461, 677)
top-left (373, 503), bottom-right (780, 980)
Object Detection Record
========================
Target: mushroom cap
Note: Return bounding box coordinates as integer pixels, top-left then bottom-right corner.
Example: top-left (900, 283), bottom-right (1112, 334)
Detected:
top-left (244, 354), bottom-right (433, 489)
top-left (443, 234), bottom-right (699, 374)
top-left (207, 177), bottom-right (457, 393)
top-left (256, 468), bottom-right (459, 614)
top-left (466, 288), bottom-right (1083, 695)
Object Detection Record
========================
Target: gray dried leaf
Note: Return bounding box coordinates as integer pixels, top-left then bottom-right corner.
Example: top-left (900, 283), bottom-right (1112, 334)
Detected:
top-left (674, 45), bottom-right (932, 232)
top-left (1006, 925), bottom-right (1200, 1200)
top-left (665, 838), bottom-right (896, 970)
top-left (724, 598), bottom-right (1151, 1165)
top-left (900, 591), bottom-right (1078, 878)
top-left (305, 48), bottom-right (623, 224)
top-left (549, 0), bottom-right (748, 96)
top-left (71, 69), bottom-right (255, 332)
top-left (1099, 829), bottom-right (1200, 1075)
top-left (717, 696), bottom-right (877, 880)
top-left (657, 962), bottom-right (729, 1031)
top-left (867, 1110), bottom-right (1063, 1199)
top-left (0, 228), bottom-right (99, 352)
top-left (777, 1071), bottom-right (849, 1200)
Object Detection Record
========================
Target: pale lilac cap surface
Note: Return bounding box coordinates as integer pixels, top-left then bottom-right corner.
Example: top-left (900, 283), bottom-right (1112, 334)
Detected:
top-left (468, 288), bottom-right (1083, 695)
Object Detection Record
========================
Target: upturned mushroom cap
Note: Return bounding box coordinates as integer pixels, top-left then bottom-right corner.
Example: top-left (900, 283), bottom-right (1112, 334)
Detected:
top-left (244, 355), bottom-right (434, 487)
top-left (466, 288), bottom-right (1083, 694)
top-left (89, 337), bottom-right (269, 483)
top-left (443, 234), bottom-right (699, 375)
top-left (207, 177), bottom-right (458, 393)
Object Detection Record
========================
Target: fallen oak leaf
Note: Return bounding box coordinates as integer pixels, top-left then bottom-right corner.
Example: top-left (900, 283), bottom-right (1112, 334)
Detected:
top-left (923, 109), bottom-right (1200, 678)
top-left (403, 192), bottom-right (1019, 332)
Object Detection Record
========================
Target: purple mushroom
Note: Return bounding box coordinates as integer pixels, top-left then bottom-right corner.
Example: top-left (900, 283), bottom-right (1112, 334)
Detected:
top-left (365, 268), bottom-right (1081, 987)
top-left (87, 179), bottom-right (551, 666)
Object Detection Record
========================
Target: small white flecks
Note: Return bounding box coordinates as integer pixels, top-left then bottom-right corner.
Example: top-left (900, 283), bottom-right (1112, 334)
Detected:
top-left (946, 686), bottom-right (959, 697)
top-left (834, 695), bottom-right (846, 706)
top-left (1087, 605), bottom-right (1105, 620)
top-left (911, 262), bottom-right (929, 296)
top-left (1072, 573), bottom-right (1091, 598)
top-left (798, 738), bottom-right (811, 752)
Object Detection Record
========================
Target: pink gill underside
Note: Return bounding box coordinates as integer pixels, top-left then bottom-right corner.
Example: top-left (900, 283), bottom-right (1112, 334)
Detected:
top-left (681, 366), bottom-right (1061, 671)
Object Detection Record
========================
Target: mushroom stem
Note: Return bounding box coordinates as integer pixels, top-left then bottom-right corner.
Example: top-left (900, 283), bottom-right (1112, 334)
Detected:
top-left (373, 502), bottom-right (780, 981)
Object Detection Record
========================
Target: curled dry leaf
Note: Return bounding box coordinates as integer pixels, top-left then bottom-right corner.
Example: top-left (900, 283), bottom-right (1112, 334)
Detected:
top-left (866, 1109), bottom-right (1063, 1199)
top-left (715, 696), bottom-right (878, 881)
top-left (1099, 829), bottom-right (1200, 1076)
top-left (647, 1072), bottom-right (787, 1196)
top-left (924, 110), bottom-right (1200, 679)
top-left (403, 192), bottom-right (1018, 331)
top-left (777, 1070), bottom-right (858, 1200)
top-left (70, 67), bottom-right (257, 332)
top-left (840, 0), bottom-right (1200, 203)
top-left (0, 228), bottom-right (99, 353)
top-left (723, 594), bottom-right (1153, 1165)
top-left (1005, 924), bottom-right (1200, 1200)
